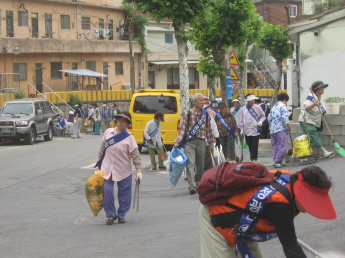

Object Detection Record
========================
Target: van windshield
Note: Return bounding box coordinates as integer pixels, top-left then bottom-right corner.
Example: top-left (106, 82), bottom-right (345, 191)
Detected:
top-left (134, 96), bottom-right (177, 114)
top-left (1, 103), bottom-right (34, 115)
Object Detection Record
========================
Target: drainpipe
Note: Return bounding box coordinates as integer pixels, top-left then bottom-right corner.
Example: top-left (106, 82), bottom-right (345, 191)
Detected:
top-left (285, 6), bottom-right (291, 25)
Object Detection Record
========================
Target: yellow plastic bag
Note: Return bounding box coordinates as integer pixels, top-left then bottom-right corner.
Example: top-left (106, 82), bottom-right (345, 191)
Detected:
top-left (293, 135), bottom-right (312, 157)
top-left (85, 168), bottom-right (105, 216)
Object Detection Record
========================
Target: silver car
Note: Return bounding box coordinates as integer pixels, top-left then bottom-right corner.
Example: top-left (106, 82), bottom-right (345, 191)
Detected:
top-left (0, 98), bottom-right (58, 144)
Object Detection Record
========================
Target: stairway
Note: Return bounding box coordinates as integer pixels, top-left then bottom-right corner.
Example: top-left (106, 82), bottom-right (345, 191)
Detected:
top-left (258, 139), bottom-right (273, 158)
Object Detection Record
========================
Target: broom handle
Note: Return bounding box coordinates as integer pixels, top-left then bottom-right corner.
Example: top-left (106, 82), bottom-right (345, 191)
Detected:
top-left (297, 239), bottom-right (326, 258)
top-left (308, 87), bottom-right (335, 141)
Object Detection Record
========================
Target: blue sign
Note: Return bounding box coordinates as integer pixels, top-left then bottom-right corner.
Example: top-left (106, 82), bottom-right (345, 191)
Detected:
top-left (226, 72), bottom-right (232, 99)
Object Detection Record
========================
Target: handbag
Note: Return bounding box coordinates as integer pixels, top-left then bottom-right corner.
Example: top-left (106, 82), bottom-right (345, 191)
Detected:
top-left (317, 121), bottom-right (323, 132)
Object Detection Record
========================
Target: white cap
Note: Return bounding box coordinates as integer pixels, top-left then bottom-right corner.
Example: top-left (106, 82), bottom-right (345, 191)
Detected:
top-left (233, 99), bottom-right (240, 102)
top-left (246, 95), bottom-right (259, 102)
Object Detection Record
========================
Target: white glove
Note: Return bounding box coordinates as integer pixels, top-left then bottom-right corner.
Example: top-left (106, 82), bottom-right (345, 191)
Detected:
top-left (257, 121), bottom-right (263, 127)
top-left (240, 130), bottom-right (244, 136)
top-left (135, 172), bottom-right (142, 182)
top-left (73, 119), bottom-right (76, 123)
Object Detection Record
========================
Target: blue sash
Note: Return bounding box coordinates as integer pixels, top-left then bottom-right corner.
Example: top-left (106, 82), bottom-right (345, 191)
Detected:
top-left (180, 109), bottom-right (207, 148)
top-left (216, 113), bottom-right (235, 139)
top-left (94, 130), bottom-right (131, 169)
top-left (306, 95), bottom-right (326, 115)
top-left (232, 106), bottom-right (240, 116)
top-left (246, 103), bottom-right (262, 133)
top-left (235, 174), bottom-right (290, 258)
top-left (143, 123), bottom-right (159, 146)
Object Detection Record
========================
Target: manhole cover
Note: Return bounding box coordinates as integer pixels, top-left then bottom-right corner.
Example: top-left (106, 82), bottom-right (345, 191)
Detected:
top-left (35, 185), bottom-right (76, 195)
top-left (73, 213), bottom-right (106, 225)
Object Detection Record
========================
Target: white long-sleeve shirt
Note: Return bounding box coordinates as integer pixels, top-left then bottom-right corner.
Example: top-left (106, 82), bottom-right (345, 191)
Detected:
top-left (144, 119), bottom-right (163, 148)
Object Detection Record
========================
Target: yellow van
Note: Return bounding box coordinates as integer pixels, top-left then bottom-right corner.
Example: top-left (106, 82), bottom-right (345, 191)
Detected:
top-left (128, 89), bottom-right (180, 152)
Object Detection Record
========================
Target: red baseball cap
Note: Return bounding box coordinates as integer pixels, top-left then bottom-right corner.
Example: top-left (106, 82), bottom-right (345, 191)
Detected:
top-left (293, 172), bottom-right (336, 220)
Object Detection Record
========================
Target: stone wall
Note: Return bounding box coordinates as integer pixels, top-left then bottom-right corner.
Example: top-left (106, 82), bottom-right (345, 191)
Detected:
top-left (290, 104), bottom-right (345, 155)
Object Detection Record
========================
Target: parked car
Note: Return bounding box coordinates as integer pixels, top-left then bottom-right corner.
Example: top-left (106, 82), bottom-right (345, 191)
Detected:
top-left (128, 89), bottom-right (181, 152)
top-left (0, 98), bottom-right (58, 144)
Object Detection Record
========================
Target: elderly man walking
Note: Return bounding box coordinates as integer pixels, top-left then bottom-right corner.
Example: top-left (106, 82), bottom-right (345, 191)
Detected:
top-left (173, 93), bottom-right (214, 195)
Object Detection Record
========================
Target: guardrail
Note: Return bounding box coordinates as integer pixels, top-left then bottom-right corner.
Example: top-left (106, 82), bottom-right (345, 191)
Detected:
top-left (0, 88), bottom-right (287, 107)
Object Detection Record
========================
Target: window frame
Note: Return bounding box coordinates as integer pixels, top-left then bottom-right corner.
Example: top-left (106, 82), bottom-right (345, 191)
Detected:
top-left (50, 62), bottom-right (63, 79)
top-left (289, 5), bottom-right (297, 17)
top-left (13, 63), bottom-right (27, 81)
top-left (18, 11), bottom-right (28, 26)
top-left (82, 17), bottom-right (90, 30)
top-left (165, 33), bottom-right (173, 44)
top-left (60, 15), bottom-right (70, 29)
top-left (86, 61), bottom-right (96, 71)
top-left (115, 62), bottom-right (124, 75)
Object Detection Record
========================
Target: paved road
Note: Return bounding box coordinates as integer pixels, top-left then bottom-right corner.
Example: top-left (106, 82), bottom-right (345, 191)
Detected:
top-left (0, 134), bottom-right (344, 257)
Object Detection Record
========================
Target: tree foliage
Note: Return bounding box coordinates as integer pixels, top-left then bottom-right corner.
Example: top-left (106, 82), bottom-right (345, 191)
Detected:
top-left (190, 0), bottom-right (263, 101)
top-left (311, 0), bottom-right (342, 14)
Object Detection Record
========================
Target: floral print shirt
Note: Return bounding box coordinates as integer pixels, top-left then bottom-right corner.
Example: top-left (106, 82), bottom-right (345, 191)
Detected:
top-left (268, 101), bottom-right (290, 134)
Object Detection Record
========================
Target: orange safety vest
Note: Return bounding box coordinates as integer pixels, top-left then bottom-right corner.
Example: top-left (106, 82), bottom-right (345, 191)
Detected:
top-left (209, 170), bottom-right (293, 247)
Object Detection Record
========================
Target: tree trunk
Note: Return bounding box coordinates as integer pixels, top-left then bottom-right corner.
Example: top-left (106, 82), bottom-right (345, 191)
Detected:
top-left (271, 60), bottom-right (283, 106)
top-left (173, 22), bottom-right (189, 117)
top-left (213, 48), bottom-right (226, 102)
top-left (207, 75), bottom-right (216, 101)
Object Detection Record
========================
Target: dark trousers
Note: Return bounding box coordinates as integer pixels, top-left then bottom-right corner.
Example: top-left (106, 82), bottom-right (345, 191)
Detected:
top-left (245, 135), bottom-right (260, 161)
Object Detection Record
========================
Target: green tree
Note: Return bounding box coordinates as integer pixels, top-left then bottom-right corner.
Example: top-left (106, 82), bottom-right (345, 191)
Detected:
top-left (190, 0), bottom-right (262, 102)
top-left (311, 0), bottom-right (342, 14)
top-left (124, 0), bottom-right (208, 115)
top-left (258, 23), bottom-right (291, 104)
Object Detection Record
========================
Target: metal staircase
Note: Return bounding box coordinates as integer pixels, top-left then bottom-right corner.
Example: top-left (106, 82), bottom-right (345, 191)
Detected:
top-left (246, 59), bottom-right (276, 89)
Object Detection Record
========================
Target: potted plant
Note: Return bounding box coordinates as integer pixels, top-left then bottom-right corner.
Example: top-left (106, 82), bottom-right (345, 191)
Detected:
top-left (324, 97), bottom-right (345, 115)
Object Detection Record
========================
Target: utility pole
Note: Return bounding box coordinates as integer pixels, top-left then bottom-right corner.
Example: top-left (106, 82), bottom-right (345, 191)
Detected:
top-left (129, 31), bottom-right (135, 94)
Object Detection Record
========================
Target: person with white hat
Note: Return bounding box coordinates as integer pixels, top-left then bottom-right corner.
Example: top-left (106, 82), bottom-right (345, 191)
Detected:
top-left (239, 94), bottom-right (266, 162)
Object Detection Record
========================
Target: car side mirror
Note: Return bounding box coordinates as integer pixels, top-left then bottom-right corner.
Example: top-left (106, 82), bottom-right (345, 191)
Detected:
top-left (37, 110), bottom-right (42, 115)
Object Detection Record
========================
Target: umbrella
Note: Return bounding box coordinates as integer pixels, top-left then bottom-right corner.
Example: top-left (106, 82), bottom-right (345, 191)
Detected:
top-left (309, 88), bottom-right (345, 157)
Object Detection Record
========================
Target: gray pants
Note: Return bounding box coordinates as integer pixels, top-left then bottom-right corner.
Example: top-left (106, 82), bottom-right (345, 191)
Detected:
top-left (219, 135), bottom-right (236, 160)
top-left (72, 117), bottom-right (82, 138)
top-left (184, 138), bottom-right (206, 189)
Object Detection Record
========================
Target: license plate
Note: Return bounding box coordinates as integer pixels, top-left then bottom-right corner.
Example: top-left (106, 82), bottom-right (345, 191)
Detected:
top-left (1, 128), bottom-right (11, 133)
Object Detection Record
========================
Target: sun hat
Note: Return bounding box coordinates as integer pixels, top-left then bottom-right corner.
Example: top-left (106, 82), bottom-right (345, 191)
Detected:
top-left (246, 95), bottom-right (259, 102)
top-left (233, 99), bottom-right (240, 102)
top-left (211, 101), bottom-right (218, 108)
top-left (312, 83), bottom-right (328, 92)
top-left (114, 112), bottom-right (131, 124)
top-left (102, 104), bottom-right (107, 107)
top-left (154, 112), bottom-right (165, 122)
top-left (293, 172), bottom-right (336, 219)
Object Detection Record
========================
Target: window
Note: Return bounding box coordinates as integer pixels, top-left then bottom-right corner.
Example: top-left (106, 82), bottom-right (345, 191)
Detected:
top-left (115, 62), bottom-right (123, 75)
top-left (108, 19), bottom-right (113, 40)
top-left (51, 62), bottom-right (62, 79)
top-left (18, 11), bottom-right (28, 26)
top-left (86, 61), bottom-right (96, 71)
top-left (99, 18), bottom-right (104, 39)
top-left (167, 68), bottom-right (196, 89)
top-left (6, 11), bottom-right (14, 37)
top-left (32, 13), bottom-right (38, 38)
top-left (61, 15), bottom-right (70, 29)
top-left (289, 5), bottom-right (297, 17)
top-left (133, 96), bottom-right (177, 114)
top-left (165, 33), bottom-right (173, 44)
top-left (13, 63), bottom-right (27, 81)
top-left (82, 17), bottom-right (90, 30)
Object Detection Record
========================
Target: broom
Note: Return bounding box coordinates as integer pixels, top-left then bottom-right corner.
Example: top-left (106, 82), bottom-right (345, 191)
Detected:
top-left (309, 87), bottom-right (345, 157)
top-left (288, 132), bottom-right (294, 156)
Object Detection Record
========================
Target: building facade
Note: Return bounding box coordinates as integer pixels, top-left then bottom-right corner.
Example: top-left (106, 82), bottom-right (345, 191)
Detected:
top-left (145, 21), bottom-right (207, 90)
top-left (0, 0), bottom-right (142, 95)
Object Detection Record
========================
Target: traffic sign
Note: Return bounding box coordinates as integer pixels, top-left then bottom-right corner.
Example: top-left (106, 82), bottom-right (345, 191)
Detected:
top-left (230, 66), bottom-right (240, 81)
top-left (229, 50), bottom-right (240, 66)
top-left (232, 82), bottom-right (238, 92)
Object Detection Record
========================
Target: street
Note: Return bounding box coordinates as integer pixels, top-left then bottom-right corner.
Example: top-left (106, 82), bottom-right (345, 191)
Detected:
top-left (0, 134), bottom-right (344, 258)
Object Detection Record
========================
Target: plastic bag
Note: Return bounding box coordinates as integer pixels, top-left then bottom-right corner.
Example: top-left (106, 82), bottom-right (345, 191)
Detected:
top-left (85, 168), bottom-right (105, 216)
top-left (169, 148), bottom-right (188, 188)
top-left (293, 134), bottom-right (312, 157)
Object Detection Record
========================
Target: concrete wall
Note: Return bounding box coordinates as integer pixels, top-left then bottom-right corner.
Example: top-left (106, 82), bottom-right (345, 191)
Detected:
top-left (299, 15), bottom-right (345, 102)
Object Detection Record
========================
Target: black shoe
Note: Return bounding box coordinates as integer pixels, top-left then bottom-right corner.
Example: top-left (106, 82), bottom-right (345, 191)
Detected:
top-left (118, 217), bottom-right (126, 224)
top-left (106, 216), bottom-right (118, 225)
top-left (158, 166), bottom-right (166, 170)
top-left (189, 187), bottom-right (197, 195)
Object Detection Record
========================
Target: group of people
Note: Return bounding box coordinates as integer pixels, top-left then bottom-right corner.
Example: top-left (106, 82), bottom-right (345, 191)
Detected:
top-left (93, 85), bottom-right (337, 258)
top-left (55, 103), bottom-right (120, 138)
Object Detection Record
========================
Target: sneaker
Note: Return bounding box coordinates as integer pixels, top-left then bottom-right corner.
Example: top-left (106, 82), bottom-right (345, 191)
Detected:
top-left (158, 166), bottom-right (166, 170)
top-left (273, 163), bottom-right (282, 168)
top-left (106, 215), bottom-right (118, 225)
top-left (252, 159), bottom-right (258, 163)
top-left (151, 167), bottom-right (157, 171)
top-left (189, 187), bottom-right (197, 195)
top-left (118, 217), bottom-right (126, 224)
top-left (323, 150), bottom-right (333, 158)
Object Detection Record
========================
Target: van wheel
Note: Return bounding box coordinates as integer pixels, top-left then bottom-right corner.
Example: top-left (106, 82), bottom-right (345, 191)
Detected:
top-left (138, 144), bottom-right (143, 153)
top-left (25, 127), bottom-right (36, 145)
top-left (44, 124), bottom-right (53, 141)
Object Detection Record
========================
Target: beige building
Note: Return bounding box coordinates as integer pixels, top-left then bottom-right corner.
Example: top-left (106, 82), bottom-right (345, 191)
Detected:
top-left (0, 0), bottom-right (142, 95)
top-left (146, 21), bottom-right (207, 90)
